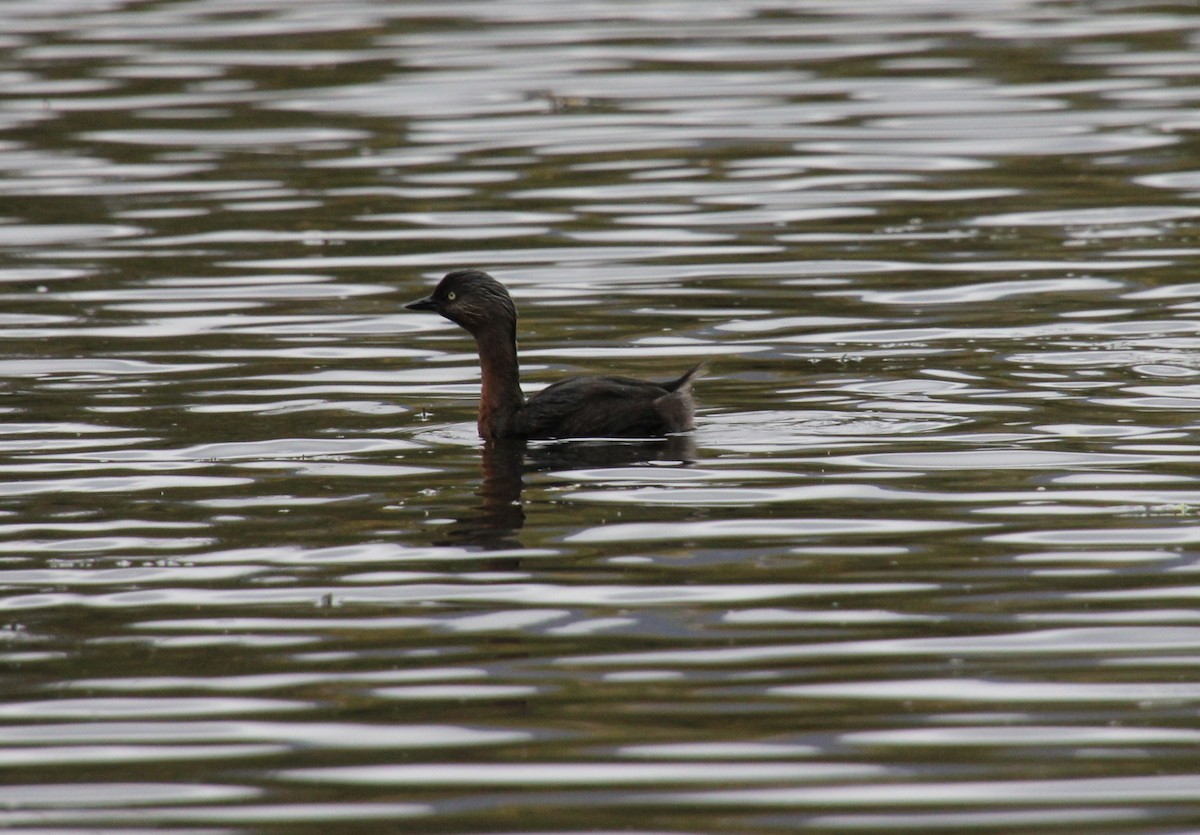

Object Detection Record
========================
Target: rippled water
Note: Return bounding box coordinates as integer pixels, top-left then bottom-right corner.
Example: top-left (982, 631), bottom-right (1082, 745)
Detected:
top-left (5, 0), bottom-right (1200, 831)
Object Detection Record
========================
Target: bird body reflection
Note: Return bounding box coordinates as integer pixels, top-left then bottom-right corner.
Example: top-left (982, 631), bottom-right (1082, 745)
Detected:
top-left (436, 436), bottom-right (698, 550)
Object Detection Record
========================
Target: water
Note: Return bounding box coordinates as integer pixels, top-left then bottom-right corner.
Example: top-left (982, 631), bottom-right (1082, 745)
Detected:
top-left (3, 0), bottom-right (1200, 831)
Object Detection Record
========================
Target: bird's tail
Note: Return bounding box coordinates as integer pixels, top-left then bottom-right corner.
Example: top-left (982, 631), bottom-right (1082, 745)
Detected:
top-left (663, 361), bottom-right (708, 393)
top-left (654, 361), bottom-right (707, 433)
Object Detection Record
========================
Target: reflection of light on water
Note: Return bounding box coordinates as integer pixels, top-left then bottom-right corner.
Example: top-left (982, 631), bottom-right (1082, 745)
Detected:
top-left (696, 409), bottom-right (969, 452)
top-left (5, 0), bottom-right (1200, 831)
top-left (411, 422), bottom-right (483, 447)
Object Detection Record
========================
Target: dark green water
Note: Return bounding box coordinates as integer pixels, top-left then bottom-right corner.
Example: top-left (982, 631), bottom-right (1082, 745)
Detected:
top-left (3, 1), bottom-right (1200, 832)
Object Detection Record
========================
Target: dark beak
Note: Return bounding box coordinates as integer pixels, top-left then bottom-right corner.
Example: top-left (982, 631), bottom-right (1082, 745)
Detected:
top-left (404, 295), bottom-right (437, 312)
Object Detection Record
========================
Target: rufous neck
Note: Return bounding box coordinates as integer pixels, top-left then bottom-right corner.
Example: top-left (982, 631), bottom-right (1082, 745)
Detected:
top-left (473, 324), bottom-right (524, 439)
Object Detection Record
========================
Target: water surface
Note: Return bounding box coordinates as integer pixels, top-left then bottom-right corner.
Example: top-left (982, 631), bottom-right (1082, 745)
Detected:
top-left (4, 1), bottom-right (1200, 832)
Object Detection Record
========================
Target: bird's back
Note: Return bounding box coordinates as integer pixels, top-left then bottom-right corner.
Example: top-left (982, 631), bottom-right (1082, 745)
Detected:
top-left (512, 363), bottom-right (704, 440)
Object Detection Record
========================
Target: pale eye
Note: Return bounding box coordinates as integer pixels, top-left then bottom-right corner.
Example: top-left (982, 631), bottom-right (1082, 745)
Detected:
top-left (447, 291), bottom-right (457, 301)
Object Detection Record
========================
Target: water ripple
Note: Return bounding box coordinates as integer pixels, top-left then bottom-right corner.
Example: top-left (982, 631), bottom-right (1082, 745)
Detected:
top-left (5, 1), bottom-right (1200, 832)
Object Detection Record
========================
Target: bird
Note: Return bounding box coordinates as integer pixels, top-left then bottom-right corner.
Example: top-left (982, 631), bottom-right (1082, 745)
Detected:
top-left (405, 270), bottom-right (703, 441)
